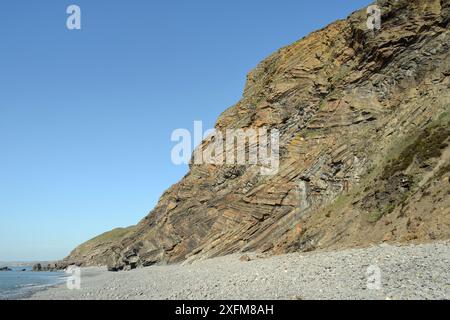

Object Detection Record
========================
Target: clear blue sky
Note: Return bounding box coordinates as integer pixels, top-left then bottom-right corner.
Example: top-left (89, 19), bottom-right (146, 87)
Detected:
top-left (0, 0), bottom-right (372, 261)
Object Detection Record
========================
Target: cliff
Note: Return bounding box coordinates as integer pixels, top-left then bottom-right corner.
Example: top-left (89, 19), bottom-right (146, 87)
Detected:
top-left (63, 0), bottom-right (450, 270)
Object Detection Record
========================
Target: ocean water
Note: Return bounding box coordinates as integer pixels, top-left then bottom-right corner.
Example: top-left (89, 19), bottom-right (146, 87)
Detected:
top-left (0, 266), bottom-right (66, 299)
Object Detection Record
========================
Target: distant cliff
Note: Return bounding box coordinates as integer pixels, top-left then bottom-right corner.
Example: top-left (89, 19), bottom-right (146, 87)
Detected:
top-left (63, 0), bottom-right (450, 270)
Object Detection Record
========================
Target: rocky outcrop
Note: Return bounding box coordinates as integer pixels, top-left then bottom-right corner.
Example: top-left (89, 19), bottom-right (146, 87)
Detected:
top-left (32, 263), bottom-right (42, 271)
top-left (0, 267), bottom-right (12, 271)
top-left (63, 0), bottom-right (450, 270)
top-left (32, 262), bottom-right (66, 272)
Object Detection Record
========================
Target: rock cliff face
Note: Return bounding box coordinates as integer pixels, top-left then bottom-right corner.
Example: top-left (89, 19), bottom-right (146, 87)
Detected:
top-left (64, 0), bottom-right (450, 270)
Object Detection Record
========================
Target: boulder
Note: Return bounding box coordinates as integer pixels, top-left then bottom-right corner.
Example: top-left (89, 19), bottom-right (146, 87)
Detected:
top-left (239, 255), bottom-right (252, 262)
top-left (107, 265), bottom-right (120, 272)
top-left (32, 263), bottom-right (42, 271)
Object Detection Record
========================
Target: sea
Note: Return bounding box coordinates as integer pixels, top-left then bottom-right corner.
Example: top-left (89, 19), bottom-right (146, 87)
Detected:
top-left (0, 266), bottom-right (66, 299)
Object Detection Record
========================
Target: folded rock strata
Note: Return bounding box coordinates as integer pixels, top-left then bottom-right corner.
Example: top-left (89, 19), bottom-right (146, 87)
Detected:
top-left (63, 0), bottom-right (450, 270)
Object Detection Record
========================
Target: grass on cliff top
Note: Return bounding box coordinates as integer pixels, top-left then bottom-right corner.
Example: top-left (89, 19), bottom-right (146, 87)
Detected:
top-left (87, 226), bottom-right (135, 244)
top-left (74, 226), bottom-right (135, 255)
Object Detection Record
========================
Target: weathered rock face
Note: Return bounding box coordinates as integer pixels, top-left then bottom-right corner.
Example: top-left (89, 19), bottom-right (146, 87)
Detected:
top-left (32, 262), bottom-right (63, 272)
top-left (64, 0), bottom-right (450, 270)
top-left (32, 263), bottom-right (42, 272)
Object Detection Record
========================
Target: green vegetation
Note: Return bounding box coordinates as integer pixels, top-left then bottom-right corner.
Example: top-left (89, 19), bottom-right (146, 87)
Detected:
top-left (86, 227), bottom-right (135, 244)
top-left (437, 111), bottom-right (449, 122)
top-left (363, 117), bottom-right (450, 224)
top-left (368, 211), bottom-right (384, 223)
top-left (382, 123), bottom-right (449, 180)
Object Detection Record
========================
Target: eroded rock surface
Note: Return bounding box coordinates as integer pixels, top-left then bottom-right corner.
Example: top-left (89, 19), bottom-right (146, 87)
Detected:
top-left (63, 0), bottom-right (450, 270)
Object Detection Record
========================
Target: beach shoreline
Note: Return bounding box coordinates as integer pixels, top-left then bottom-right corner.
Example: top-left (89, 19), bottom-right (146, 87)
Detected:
top-left (26, 242), bottom-right (450, 300)
top-left (0, 271), bottom-right (66, 300)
